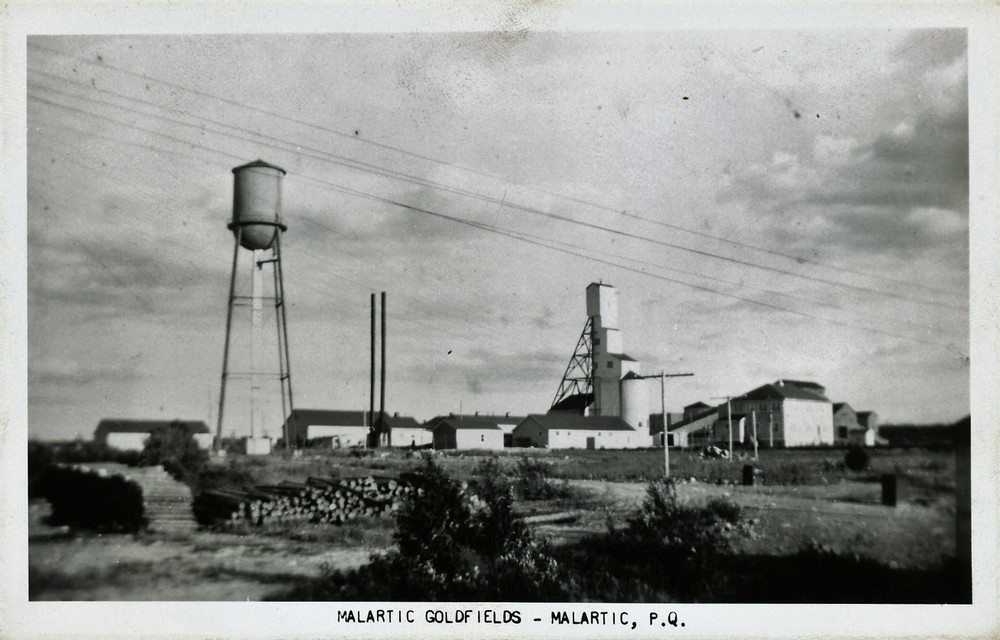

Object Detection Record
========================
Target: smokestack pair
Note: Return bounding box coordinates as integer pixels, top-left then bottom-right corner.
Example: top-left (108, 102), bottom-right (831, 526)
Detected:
top-left (370, 292), bottom-right (387, 447)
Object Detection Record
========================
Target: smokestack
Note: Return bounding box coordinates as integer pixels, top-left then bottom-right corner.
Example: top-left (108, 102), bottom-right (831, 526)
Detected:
top-left (380, 291), bottom-right (387, 446)
top-left (369, 293), bottom-right (376, 446)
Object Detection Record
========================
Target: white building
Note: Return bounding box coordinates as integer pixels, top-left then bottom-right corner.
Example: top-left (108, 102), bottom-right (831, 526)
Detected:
top-left (728, 379), bottom-right (834, 447)
top-left (381, 414), bottom-right (432, 448)
top-left (513, 414), bottom-right (647, 449)
top-left (430, 416), bottom-right (505, 450)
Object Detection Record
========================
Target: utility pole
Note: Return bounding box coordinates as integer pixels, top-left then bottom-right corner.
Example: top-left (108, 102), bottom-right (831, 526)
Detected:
top-left (711, 396), bottom-right (735, 462)
top-left (633, 372), bottom-right (693, 478)
top-left (751, 410), bottom-right (758, 460)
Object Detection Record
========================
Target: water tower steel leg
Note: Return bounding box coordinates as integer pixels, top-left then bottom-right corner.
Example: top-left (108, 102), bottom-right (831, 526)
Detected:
top-left (216, 227), bottom-right (243, 452)
top-left (271, 244), bottom-right (288, 450)
top-left (275, 231), bottom-right (296, 450)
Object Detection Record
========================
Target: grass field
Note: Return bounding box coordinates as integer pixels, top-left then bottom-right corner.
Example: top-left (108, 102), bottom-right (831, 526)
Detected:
top-left (28, 446), bottom-right (965, 601)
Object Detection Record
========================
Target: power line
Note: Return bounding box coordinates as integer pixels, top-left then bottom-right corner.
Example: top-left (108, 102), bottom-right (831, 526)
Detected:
top-left (28, 72), bottom-right (967, 314)
top-left (27, 87), bottom-right (967, 351)
top-left (28, 42), bottom-right (965, 305)
top-left (31, 117), bottom-right (962, 344)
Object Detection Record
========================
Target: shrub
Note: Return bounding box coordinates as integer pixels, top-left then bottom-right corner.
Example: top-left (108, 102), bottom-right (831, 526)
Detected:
top-left (845, 445), bottom-right (870, 471)
top-left (140, 421), bottom-right (209, 484)
top-left (585, 479), bottom-right (747, 600)
top-left (275, 456), bottom-right (568, 601)
top-left (514, 456), bottom-right (572, 500)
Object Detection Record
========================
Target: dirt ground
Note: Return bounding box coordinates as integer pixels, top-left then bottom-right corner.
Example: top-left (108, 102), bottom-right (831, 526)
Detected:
top-left (29, 473), bottom-right (957, 601)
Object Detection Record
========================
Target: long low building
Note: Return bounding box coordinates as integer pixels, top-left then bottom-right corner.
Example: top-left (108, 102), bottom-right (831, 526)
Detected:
top-left (513, 414), bottom-right (647, 449)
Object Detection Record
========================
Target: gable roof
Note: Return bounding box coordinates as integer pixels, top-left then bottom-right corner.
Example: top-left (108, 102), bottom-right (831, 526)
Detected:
top-left (667, 406), bottom-right (721, 432)
top-left (434, 416), bottom-right (503, 431)
top-left (425, 414), bottom-right (526, 430)
top-left (381, 415), bottom-right (423, 430)
top-left (522, 414), bottom-right (637, 432)
top-left (286, 409), bottom-right (367, 427)
top-left (685, 401), bottom-right (711, 410)
top-left (832, 402), bottom-right (854, 413)
top-left (736, 380), bottom-right (830, 402)
top-left (550, 393), bottom-right (594, 414)
top-left (95, 419), bottom-right (210, 437)
top-left (780, 379), bottom-right (826, 391)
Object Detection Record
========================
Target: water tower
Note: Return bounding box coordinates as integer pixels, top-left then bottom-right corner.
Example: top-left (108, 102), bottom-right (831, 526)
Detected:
top-left (216, 160), bottom-right (296, 452)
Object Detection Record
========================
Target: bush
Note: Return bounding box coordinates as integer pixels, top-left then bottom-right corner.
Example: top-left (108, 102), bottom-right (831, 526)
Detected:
top-left (845, 446), bottom-right (870, 471)
top-left (140, 421), bottom-right (209, 484)
top-left (559, 479), bottom-right (748, 601)
top-left (275, 456), bottom-right (568, 601)
top-left (514, 456), bottom-right (573, 500)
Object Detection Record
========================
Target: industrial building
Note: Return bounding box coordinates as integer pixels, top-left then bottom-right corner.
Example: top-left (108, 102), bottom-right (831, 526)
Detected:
top-left (94, 419), bottom-right (212, 451)
top-left (512, 414), bottom-right (646, 449)
top-left (726, 379), bottom-right (834, 447)
top-left (545, 283), bottom-right (652, 447)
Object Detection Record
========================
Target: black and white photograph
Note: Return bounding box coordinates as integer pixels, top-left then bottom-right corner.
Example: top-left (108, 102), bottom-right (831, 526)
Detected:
top-left (2, 2), bottom-right (998, 638)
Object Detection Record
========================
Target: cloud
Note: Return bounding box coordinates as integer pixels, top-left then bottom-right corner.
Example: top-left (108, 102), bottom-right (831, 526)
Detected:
top-left (29, 357), bottom-right (142, 385)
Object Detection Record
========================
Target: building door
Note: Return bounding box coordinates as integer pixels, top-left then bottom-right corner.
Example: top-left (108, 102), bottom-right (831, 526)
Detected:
top-left (586, 437), bottom-right (596, 450)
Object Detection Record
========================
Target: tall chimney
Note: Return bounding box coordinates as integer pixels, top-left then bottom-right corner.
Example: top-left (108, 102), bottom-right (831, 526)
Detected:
top-left (369, 293), bottom-right (376, 446)
top-left (379, 291), bottom-right (387, 446)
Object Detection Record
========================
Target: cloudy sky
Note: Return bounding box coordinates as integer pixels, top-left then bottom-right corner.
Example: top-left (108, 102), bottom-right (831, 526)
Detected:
top-left (23, 25), bottom-right (971, 440)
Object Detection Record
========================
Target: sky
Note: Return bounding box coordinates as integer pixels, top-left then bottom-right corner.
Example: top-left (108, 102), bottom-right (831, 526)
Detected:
top-left (23, 27), bottom-right (972, 441)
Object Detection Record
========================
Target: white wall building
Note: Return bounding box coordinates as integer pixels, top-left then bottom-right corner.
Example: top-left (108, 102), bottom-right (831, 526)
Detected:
top-left (513, 414), bottom-right (647, 449)
top-left (728, 379), bottom-right (834, 447)
top-left (430, 416), bottom-right (505, 450)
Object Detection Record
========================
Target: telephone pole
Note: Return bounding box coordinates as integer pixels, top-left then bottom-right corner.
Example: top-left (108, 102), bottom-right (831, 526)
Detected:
top-left (711, 396), bottom-right (735, 462)
top-left (633, 372), bottom-right (693, 478)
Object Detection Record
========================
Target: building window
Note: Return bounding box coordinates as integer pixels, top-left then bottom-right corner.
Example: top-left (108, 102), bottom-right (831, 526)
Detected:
top-left (607, 361), bottom-right (613, 368)
top-left (481, 435), bottom-right (484, 442)
top-left (594, 337), bottom-right (601, 346)
top-left (838, 427), bottom-right (848, 439)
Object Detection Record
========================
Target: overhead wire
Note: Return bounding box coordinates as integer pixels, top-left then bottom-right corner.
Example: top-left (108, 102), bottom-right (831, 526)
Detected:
top-left (28, 42), bottom-right (966, 305)
top-left (26, 75), bottom-right (968, 353)
top-left (28, 68), bottom-right (967, 314)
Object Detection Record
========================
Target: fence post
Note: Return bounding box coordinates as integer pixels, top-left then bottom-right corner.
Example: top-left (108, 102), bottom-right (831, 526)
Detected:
top-left (881, 473), bottom-right (897, 507)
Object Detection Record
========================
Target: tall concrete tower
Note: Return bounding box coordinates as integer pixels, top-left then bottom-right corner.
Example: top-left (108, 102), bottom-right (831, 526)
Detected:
top-left (587, 283), bottom-right (641, 418)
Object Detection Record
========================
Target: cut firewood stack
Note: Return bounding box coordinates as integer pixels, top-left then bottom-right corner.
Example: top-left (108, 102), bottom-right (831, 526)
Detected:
top-left (192, 475), bottom-right (413, 528)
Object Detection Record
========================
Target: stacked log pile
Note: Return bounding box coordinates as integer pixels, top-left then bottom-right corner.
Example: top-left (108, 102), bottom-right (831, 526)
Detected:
top-left (36, 463), bottom-right (197, 533)
top-left (193, 475), bottom-right (412, 528)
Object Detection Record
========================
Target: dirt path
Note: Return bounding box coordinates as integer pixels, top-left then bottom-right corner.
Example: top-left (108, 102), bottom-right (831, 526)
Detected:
top-left (29, 500), bottom-right (385, 601)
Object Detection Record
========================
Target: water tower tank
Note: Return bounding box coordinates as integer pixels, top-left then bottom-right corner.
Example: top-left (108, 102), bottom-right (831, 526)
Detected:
top-left (230, 160), bottom-right (287, 251)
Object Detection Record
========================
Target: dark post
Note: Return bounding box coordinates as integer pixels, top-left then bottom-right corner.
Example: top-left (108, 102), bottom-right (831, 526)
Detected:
top-left (881, 473), bottom-right (897, 507)
top-left (379, 291), bottom-right (387, 447)
top-left (369, 292), bottom-right (376, 448)
top-left (742, 464), bottom-right (755, 486)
